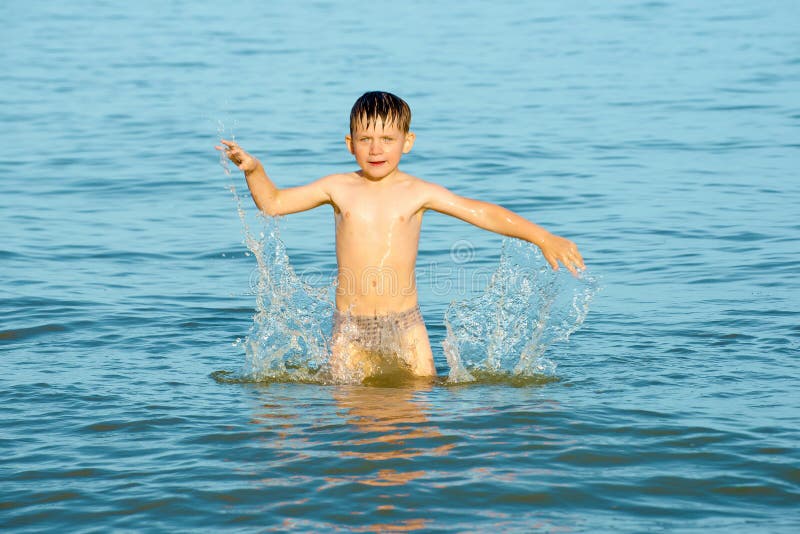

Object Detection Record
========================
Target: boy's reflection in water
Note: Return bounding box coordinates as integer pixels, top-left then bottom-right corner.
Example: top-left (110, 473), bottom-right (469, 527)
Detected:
top-left (327, 382), bottom-right (454, 531)
top-left (333, 381), bottom-right (453, 463)
top-left (248, 381), bottom-right (454, 531)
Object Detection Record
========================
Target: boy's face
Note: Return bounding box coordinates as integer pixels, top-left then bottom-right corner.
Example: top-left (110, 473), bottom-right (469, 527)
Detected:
top-left (345, 117), bottom-right (415, 180)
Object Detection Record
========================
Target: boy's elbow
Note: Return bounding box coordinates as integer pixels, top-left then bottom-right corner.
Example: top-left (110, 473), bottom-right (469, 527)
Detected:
top-left (261, 202), bottom-right (285, 217)
top-left (261, 206), bottom-right (280, 217)
top-left (255, 192), bottom-right (283, 216)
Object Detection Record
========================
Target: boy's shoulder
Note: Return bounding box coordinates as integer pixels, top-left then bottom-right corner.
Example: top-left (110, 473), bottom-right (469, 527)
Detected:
top-left (399, 173), bottom-right (449, 194)
top-left (316, 171), bottom-right (359, 186)
top-left (389, 171), bottom-right (447, 191)
top-left (394, 173), bottom-right (457, 209)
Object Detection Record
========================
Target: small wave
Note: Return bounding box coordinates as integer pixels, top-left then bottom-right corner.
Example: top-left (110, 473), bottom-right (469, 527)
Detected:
top-left (0, 323), bottom-right (69, 342)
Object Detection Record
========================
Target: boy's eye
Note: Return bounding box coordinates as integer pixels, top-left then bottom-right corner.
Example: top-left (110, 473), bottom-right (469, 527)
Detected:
top-left (382, 137), bottom-right (394, 143)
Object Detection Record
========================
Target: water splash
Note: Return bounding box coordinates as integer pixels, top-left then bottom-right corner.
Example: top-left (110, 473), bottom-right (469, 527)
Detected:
top-left (228, 182), bottom-right (334, 383)
top-left (443, 239), bottom-right (599, 383)
top-left (226, 223), bottom-right (598, 385)
top-left (242, 218), bottom-right (333, 382)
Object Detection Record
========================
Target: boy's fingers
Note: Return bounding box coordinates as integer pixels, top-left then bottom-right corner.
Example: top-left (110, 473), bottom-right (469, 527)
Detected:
top-left (566, 262), bottom-right (578, 276)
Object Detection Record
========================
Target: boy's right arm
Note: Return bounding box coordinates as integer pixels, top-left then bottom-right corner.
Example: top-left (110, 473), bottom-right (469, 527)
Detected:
top-left (216, 139), bottom-right (332, 216)
top-left (421, 181), bottom-right (585, 275)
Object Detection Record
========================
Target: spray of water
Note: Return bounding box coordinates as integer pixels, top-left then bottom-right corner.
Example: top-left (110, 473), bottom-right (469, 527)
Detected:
top-left (443, 239), bottom-right (599, 383)
top-left (225, 181), bottom-right (334, 382)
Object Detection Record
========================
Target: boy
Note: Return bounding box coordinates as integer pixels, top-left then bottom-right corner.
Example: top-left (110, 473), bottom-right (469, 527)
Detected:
top-left (217, 91), bottom-right (584, 379)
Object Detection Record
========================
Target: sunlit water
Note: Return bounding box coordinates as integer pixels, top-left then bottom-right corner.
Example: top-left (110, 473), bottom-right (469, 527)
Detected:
top-left (3, 1), bottom-right (799, 532)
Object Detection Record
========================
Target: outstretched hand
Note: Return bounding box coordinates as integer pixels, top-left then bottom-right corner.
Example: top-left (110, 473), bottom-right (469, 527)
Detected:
top-left (215, 139), bottom-right (260, 173)
top-left (539, 232), bottom-right (586, 276)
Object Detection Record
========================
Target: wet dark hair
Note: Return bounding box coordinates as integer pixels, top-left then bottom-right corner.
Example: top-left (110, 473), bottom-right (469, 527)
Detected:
top-left (349, 91), bottom-right (411, 135)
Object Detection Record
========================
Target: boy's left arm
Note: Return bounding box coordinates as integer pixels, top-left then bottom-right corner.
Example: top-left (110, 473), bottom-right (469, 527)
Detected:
top-left (422, 183), bottom-right (585, 275)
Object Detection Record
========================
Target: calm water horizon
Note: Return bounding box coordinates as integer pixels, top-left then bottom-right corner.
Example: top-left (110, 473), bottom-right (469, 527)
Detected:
top-left (2, 1), bottom-right (799, 531)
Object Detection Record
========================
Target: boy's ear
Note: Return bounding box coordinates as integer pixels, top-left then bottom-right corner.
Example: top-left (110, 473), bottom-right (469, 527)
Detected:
top-left (402, 132), bottom-right (416, 154)
top-left (345, 135), bottom-right (354, 154)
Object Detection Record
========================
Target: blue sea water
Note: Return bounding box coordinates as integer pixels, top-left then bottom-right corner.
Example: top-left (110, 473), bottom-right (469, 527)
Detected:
top-left (2, 0), bottom-right (799, 531)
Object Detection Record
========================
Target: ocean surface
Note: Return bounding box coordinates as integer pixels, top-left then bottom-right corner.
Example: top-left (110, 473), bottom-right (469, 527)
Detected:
top-left (2, 0), bottom-right (799, 531)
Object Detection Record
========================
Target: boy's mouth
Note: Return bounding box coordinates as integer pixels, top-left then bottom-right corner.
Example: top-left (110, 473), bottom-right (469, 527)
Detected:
top-left (368, 160), bottom-right (386, 167)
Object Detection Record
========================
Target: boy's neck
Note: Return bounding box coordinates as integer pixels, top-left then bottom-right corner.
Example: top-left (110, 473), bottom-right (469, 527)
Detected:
top-left (357, 168), bottom-right (402, 183)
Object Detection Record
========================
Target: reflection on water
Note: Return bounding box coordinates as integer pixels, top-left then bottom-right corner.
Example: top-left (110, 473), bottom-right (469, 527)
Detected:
top-left (247, 384), bottom-right (453, 531)
top-left (330, 384), bottom-right (448, 531)
top-left (334, 383), bottom-right (453, 462)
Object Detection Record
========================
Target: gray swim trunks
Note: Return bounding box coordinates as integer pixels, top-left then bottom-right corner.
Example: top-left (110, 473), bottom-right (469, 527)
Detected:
top-left (332, 305), bottom-right (424, 349)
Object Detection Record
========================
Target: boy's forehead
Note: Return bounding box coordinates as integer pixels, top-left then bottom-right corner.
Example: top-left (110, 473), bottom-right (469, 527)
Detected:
top-left (352, 115), bottom-right (404, 134)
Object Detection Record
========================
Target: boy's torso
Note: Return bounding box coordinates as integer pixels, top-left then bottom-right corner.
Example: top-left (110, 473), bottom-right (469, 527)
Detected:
top-left (329, 171), bottom-right (427, 315)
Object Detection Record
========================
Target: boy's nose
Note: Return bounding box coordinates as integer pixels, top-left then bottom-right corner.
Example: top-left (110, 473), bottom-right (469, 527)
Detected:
top-left (369, 141), bottom-right (382, 154)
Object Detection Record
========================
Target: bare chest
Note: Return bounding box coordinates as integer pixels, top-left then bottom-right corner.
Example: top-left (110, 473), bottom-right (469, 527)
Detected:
top-left (333, 185), bottom-right (422, 232)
